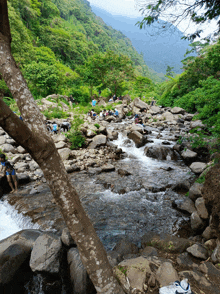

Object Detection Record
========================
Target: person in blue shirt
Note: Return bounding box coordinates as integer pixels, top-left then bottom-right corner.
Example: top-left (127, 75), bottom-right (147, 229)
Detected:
top-left (0, 154), bottom-right (18, 193)
top-left (114, 109), bottom-right (119, 117)
top-left (52, 122), bottom-right (58, 134)
top-left (92, 99), bottom-right (97, 107)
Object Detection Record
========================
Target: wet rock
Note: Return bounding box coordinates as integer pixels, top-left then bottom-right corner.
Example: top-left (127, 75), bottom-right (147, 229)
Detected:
top-left (100, 164), bottom-right (115, 172)
top-left (156, 262), bottom-right (179, 287)
top-left (144, 145), bottom-right (178, 160)
top-left (195, 197), bottom-right (209, 219)
top-left (189, 182), bottom-right (203, 201)
top-left (181, 149), bottom-right (197, 162)
top-left (190, 162), bottom-right (207, 174)
top-left (88, 134), bottom-right (107, 149)
top-left (0, 230), bottom-right (43, 256)
top-left (107, 129), bottom-right (118, 140)
top-left (172, 181), bottom-right (191, 193)
top-left (30, 233), bottom-right (62, 273)
top-left (161, 141), bottom-right (171, 145)
top-left (17, 174), bottom-right (31, 185)
top-left (187, 244), bottom-right (208, 260)
top-left (67, 248), bottom-right (94, 294)
top-left (141, 246), bottom-right (158, 258)
top-left (191, 211), bottom-right (204, 231)
top-left (128, 130), bottom-right (147, 148)
top-left (113, 237), bottom-right (139, 256)
top-left (173, 198), bottom-right (196, 214)
top-left (0, 243), bottom-right (31, 284)
top-left (117, 169), bottom-right (131, 176)
top-left (58, 148), bottom-right (71, 160)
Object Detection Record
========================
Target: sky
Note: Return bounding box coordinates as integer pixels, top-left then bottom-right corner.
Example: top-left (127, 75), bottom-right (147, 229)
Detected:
top-left (88, 0), bottom-right (218, 39)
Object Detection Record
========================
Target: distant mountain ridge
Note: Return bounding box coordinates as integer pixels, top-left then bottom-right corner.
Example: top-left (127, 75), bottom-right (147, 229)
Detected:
top-left (91, 6), bottom-right (193, 75)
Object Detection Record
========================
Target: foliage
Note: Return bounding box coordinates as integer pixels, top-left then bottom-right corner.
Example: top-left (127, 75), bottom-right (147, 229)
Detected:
top-left (166, 65), bottom-right (174, 77)
top-left (134, 76), bottom-right (153, 98)
top-left (137, 0), bottom-right (220, 40)
top-left (65, 115), bottom-right (85, 149)
top-left (43, 107), bottom-right (70, 119)
top-left (94, 123), bottom-right (100, 129)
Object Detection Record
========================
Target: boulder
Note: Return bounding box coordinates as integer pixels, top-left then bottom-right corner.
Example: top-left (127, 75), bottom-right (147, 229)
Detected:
top-left (0, 243), bottom-right (31, 284)
top-left (17, 146), bottom-right (26, 154)
top-left (195, 197), bottom-right (209, 219)
top-left (173, 198), bottom-right (196, 214)
top-left (53, 134), bottom-right (68, 143)
top-left (14, 162), bottom-right (29, 172)
top-left (88, 135), bottom-right (107, 149)
top-left (181, 149), bottom-right (197, 162)
top-left (141, 246), bottom-right (158, 258)
top-left (86, 129), bottom-right (96, 138)
top-left (100, 164), bottom-right (115, 172)
top-left (190, 120), bottom-right (205, 129)
top-left (30, 233), bottom-right (62, 273)
top-left (107, 130), bottom-right (118, 140)
top-left (11, 155), bottom-right (22, 164)
top-left (191, 211), bottom-right (204, 231)
top-left (144, 145), bottom-right (178, 161)
top-left (0, 137), bottom-right (6, 145)
top-left (128, 131), bottom-right (147, 148)
top-left (171, 107), bottom-right (185, 114)
top-left (133, 98), bottom-right (149, 110)
top-left (161, 111), bottom-right (175, 122)
top-left (202, 226), bottom-right (215, 240)
top-left (1, 143), bottom-right (16, 153)
top-left (67, 248), bottom-right (94, 294)
top-left (58, 148), bottom-right (71, 160)
top-left (17, 173), bottom-right (31, 185)
top-left (114, 257), bottom-right (152, 293)
top-left (113, 237), bottom-right (139, 257)
top-left (190, 162), bottom-right (207, 174)
top-left (211, 241), bottom-right (220, 263)
top-left (156, 262), bottom-right (179, 287)
top-left (184, 114), bottom-right (194, 121)
top-left (55, 141), bottom-right (67, 149)
top-left (117, 169), bottom-right (131, 176)
top-left (189, 182), bottom-right (203, 201)
top-left (187, 244), bottom-right (208, 260)
top-left (150, 106), bottom-right (162, 114)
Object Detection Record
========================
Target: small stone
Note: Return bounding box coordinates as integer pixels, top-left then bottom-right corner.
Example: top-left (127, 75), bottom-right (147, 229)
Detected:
top-left (187, 244), bottom-right (208, 260)
top-left (191, 211), bottom-right (204, 231)
top-left (195, 197), bottom-right (209, 219)
top-left (190, 162), bottom-right (207, 174)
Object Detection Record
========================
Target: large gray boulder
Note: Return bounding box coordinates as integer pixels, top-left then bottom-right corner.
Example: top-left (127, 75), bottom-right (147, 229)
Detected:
top-left (67, 248), bottom-right (94, 294)
top-left (88, 134), bottom-right (107, 149)
top-left (190, 162), bottom-right (207, 174)
top-left (189, 182), bottom-right (203, 201)
top-left (195, 197), bottom-right (209, 219)
top-left (144, 145), bottom-right (178, 160)
top-left (161, 111), bottom-right (175, 122)
top-left (128, 131), bottom-right (147, 148)
top-left (181, 149), bottom-right (197, 161)
top-left (174, 198), bottom-right (196, 214)
top-left (171, 107), bottom-right (185, 114)
top-left (133, 98), bottom-right (149, 110)
top-left (150, 106), bottom-right (162, 114)
top-left (58, 148), bottom-right (71, 160)
top-left (190, 120), bottom-right (205, 129)
top-left (0, 244), bottom-right (31, 284)
top-left (30, 234), bottom-right (62, 273)
top-left (1, 143), bottom-right (16, 153)
top-left (156, 262), bottom-right (179, 287)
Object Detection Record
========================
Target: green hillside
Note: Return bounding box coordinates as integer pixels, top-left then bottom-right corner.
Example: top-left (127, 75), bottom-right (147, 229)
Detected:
top-left (1, 0), bottom-right (152, 100)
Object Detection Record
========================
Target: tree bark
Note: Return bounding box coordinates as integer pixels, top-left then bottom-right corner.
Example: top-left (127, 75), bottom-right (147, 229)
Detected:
top-left (0, 1), bottom-right (124, 293)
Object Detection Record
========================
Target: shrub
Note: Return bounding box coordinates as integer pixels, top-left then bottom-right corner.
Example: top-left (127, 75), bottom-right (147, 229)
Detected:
top-left (65, 116), bottom-right (85, 149)
top-left (43, 107), bottom-right (69, 119)
top-left (94, 123), bottom-right (100, 129)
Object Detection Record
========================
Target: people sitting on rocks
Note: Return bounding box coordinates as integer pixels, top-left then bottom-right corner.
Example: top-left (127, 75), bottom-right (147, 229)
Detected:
top-left (52, 122), bottom-right (58, 134)
top-left (134, 114), bottom-right (146, 127)
top-left (61, 121), bottom-right (71, 132)
top-left (108, 110), bottom-right (114, 116)
top-left (114, 109), bottom-right (119, 117)
top-left (99, 110), bottom-right (104, 117)
top-left (91, 109), bottom-right (97, 117)
top-left (113, 94), bottom-right (117, 102)
top-left (0, 154), bottom-right (18, 193)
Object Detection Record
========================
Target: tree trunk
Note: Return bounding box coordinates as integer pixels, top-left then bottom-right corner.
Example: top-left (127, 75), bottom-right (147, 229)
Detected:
top-left (0, 1), bottom-right (124, 293)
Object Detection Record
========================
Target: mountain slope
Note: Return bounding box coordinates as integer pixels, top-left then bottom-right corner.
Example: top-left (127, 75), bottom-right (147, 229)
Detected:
top-left (91, 6), bottom-right (193, 75)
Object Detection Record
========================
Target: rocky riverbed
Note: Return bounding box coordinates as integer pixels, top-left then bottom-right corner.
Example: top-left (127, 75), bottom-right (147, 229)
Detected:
top-left (0, 97), bottom-right (219, 294)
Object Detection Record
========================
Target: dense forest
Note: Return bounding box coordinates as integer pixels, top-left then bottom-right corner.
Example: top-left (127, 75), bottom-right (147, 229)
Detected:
top-left (0, 0), bottom-right (152, 101)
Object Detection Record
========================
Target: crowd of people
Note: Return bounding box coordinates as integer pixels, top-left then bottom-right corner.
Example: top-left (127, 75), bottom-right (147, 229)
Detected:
top-left (45, 121), bottom-right (71, 134)
top-left (88, 108), bottom-right (119, 118)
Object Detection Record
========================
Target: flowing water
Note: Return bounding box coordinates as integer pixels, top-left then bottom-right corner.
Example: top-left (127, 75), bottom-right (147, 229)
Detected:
top-left (0, 120), bottom-right (194, 251)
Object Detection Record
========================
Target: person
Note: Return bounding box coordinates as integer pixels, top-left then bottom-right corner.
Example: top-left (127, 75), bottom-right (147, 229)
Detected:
top-left (113, 94), bottom-right (117, 102)
top-left (92, 99), bottom-right (97, 107)
top-left (114, 109), bottom-right (119, 117)
top-left (19, 115), bottom-right (23, 121)
top-left (0, 154), bottom-right (18, 193)
top-left (68, 95), bottom-right (75, 108)
top-left (61, 121), bottom-right (71, 132)
top-left (140, 108), bottom-right (147, 113)
top-left (91, 109), bottom-right (97, 117)
top-left (98, 90), bottom-right (101, 96)
top-left (52, 122), bottom-right (58, 134)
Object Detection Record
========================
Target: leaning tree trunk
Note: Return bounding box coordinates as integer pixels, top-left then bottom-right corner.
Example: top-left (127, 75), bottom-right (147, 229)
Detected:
top-left (0, 1), bottom-right (124, 293)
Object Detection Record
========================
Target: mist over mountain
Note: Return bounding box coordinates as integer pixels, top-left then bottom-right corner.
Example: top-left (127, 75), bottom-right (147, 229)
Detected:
top-left (91, 5), bottom-right (193, 75)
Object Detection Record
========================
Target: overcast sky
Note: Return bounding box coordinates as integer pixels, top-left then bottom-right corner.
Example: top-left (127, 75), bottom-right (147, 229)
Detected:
top-left (88, 0), bottom-right (218, 38)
